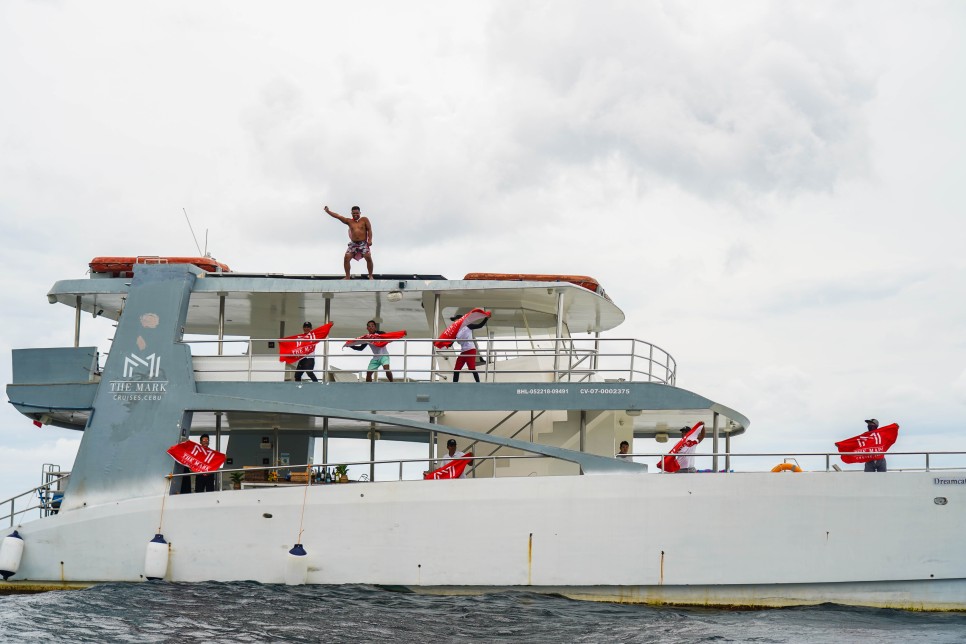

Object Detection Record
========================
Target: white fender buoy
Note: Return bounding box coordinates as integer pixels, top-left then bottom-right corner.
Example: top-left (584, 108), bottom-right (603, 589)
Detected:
top-left (0, 530), bottom-right (25, 581)
top-left (284, 543), bottom-right (308, 585)
top-left (143, 533), bottom-right (169, 581)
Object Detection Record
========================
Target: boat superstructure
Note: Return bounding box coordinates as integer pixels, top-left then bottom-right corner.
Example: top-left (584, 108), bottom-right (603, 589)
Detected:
top-left (3, 261), bottom-right (965, 610)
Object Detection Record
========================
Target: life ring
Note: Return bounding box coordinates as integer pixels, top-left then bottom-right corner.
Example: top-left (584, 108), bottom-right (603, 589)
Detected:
top-left (771, 463), bottom-right (803, 473)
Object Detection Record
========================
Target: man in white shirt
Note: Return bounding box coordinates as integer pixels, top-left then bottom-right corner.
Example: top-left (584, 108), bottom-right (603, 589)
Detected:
top-left (675, 425), bottom-right (706, 473)
top-left (453, 323), bottom-right (480, 383)
top-left (441, 438), bottom-right (469, 478)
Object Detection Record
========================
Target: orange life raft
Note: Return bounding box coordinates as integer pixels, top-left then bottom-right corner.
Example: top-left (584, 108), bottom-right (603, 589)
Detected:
top-left (463, 273), bottom-right (606, 297)
top-left (90, 256), bottom-right (231, 277)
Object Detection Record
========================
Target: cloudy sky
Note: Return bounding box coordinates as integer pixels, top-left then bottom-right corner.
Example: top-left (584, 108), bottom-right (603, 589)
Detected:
top-left (1, 1), bottom-right (964, 501)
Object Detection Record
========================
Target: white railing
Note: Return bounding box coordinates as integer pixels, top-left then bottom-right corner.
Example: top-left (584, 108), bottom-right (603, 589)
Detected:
top-left (167, 454), bottom-right (559, 490)
top-left (5, 451), bottom-right (964, 518)
top-left (184, 336), bottom-right (677, 385)
top-left (1, 474), bottom-right (70, 528)
top-left (621, 451), bottom-right (966, 473)
top-left (162, 450), bottom-right (966, 493)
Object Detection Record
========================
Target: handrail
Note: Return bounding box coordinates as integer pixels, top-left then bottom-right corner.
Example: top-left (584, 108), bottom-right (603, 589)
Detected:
top-left (462, 410), bottom-right (552, 476)
top-left (166, 449), bottom-right (966, 490)
top-left (622, 451), bottom-right (966, 473)
top-left (184, 336), bottom-right (677, 385)
top-left (6, 449), bottom-right (965, 520)
top-left (167, 453), bottom-right (557, 487)
top-left (1, 474), bottom-right (71, 528)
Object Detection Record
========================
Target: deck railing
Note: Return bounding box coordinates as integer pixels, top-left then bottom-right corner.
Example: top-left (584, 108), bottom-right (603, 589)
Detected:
top-left (161, 450), bottom-right (966, 491)
top-left (4, 451), bottom-right (964, 521)
top-left (622, 451), bottom-right (966, 474)
top-left (183, 336), bottom-right (677, 385)
top-left (1, 474), bottom-right (70, 528)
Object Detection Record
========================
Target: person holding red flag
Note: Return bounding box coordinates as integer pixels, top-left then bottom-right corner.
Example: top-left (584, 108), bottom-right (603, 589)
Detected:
top-left (343, 320), bottom-right (407, 382)
top-left (863, 419), bottom-right (887, 472)
top-left (658, 422), bottom-right (706, 473)
top-left (295, 322), bottom-right (319, 382)
top-left (835, 418), bottom-right (899, 472)
top-left (675, 424), bottom-right (706, 473)
top-left (436, 309), bottom-right (491, 383)
top-left (454, 320), bottom-right (481, 383)
top-left (194, 434), bottom-right (217, 492)
top-left (440, 439), bottom-right (471, 478)
top-left (278, 321), bottom-right (334, 383)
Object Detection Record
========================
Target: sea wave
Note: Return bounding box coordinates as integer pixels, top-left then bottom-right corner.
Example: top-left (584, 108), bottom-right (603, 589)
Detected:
top-left (1, 583), bottom-right (965, 643)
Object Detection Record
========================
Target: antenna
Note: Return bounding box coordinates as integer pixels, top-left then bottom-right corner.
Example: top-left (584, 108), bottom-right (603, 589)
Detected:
top-left (182, 208), bottom-right (203, 256)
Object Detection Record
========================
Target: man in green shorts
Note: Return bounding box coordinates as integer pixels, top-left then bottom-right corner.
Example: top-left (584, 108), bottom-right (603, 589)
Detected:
top-left (364, 320), bottom-right (394, 382)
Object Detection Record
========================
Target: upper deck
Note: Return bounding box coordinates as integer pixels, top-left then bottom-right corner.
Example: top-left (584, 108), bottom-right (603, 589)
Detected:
top-left (13, 262), bottom-right (747, 450)
top-left (47, 269), bottom-right (625, 338)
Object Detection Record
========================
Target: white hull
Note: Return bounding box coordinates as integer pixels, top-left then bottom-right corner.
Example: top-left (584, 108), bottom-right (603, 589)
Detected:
top-left (7, 471), bottom-right (965, 610)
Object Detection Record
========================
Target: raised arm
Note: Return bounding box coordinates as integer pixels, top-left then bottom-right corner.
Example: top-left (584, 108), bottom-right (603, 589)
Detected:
top-left (324, 205), bottom-right (351, 224)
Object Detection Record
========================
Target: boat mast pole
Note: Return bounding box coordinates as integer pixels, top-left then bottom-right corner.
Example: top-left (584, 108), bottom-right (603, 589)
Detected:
top-left (579, 410), bottom-right (587, 455)
top-left (712, 411), bottom-right (719, 473)
top-left (432, 292), bottom-right (440, 381)
top-left (322, 295), bottom-right (331, 377)
top-left (215, 411), bottom-right (223, 490)
top-left (322, 295), bottom-right (331, 465)
top-left (369, 413), bottom-right (377, 482)
top-left (430, 293), bottom-right (441, 460)
top-left (429, 414), bottom-right (437, 469)
top-left (74, 296), bottom-right (81, 348)
top-left (592, 304), bottom-right (600, 373)
top-left (217, 293), bottom-right (226, 356)
top-left (554, 290), bottom-right (565, 379)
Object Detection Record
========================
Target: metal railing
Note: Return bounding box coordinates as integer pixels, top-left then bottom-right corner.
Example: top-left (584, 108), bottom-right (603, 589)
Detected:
top-left (5, 450), bottom-right (965, 522)
top-left (1, 474), bottom-right (70, 528)
top-left (621, 451), bottom-right (966, 473)
top-left (167, 453), bottom-right (558, 490)
top-left (184, 336), bottom-right (677, 385)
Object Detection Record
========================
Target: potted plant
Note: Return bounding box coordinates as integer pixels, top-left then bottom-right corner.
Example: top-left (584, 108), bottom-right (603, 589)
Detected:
top-left (229, 471), bottom-right (244, 490)
top-left (334, 464), bottom-right (349, 483)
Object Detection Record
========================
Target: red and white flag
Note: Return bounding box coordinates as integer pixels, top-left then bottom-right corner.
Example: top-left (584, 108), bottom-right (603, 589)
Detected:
top-left (434, 309), bottom-right (491, 348)
top-left (278, 322), bottom-right (334, 364)
top-left (835, 423), bottom-right (899, 463)
top-left (423, 452), bottom-right (474, 479)
top-left (167, 440), bottom-right (227, 473)
top-left (657, 422), bottom-right (705, 473)
top-left (344, 329), bottom-right (407, 351)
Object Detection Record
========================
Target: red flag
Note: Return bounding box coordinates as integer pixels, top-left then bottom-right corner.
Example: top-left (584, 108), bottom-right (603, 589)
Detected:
top-left (343, 330), bottom-right (407, 350)
top-left (434, 309), bottom-right (491, 348)
top-left (278, 322), bottom-right (333, 364)
top-left (167, 440), bottom-right (227, 473)
top-left (423, 452), bottom-right (474, 479)
top-left (657, 422), bottom-right (705, 473)
top-left (835, 423), bottom-right (899, 463)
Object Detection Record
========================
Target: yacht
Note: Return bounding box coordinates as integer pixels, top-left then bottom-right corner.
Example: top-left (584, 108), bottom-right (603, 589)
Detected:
top-left (2, 257), bottom-right (964, 610)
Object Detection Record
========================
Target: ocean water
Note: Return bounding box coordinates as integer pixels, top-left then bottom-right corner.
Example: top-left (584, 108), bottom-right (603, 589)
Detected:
top-left (1, 583), bottom-right (965, 643)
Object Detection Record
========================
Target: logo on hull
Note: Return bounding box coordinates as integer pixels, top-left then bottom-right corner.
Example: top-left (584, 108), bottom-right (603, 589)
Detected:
top-left (110, 352), bottom-right (168, 402)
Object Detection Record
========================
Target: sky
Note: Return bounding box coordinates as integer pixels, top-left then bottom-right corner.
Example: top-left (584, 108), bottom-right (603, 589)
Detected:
top-left (1, 1), bottom-right (965, 502)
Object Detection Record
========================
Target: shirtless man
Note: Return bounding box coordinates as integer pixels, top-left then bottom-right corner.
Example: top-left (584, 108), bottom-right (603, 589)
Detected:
top-left (324, 205), bottom-right (374, 279)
